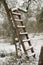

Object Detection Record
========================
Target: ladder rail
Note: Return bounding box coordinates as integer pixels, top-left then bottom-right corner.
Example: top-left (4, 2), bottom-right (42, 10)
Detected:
top-left (12, 9), bottom-right (35, 57)
top-left (2, 0), bottom-right (28, 57)
top-left (3, 0), bottom-right (15, 31)
top-left (9, 9), bottom-right (28, 55)
top-left (2, 0), bottom-right (19, 57)
top-left (18, 12), bottom-right (35, 53)
top-left (1, 0), bottom-right (35, 58)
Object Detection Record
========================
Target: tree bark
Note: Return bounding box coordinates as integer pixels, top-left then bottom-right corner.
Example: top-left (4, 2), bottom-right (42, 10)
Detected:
top-left (38, 46), bottom-right (43, 65)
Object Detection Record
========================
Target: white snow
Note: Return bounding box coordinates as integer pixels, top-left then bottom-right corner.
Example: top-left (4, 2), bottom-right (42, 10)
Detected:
top-left (0, 43), bottom-right (15, 54)
top-left (0, 33), bottom-right (43, 65)
top-left (16, 0), bottom-right (24, 8)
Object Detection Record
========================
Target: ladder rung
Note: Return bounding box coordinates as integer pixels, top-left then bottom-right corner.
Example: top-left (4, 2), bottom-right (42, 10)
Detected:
top-left (17, 25), bottom-right (25, 28)
top-left (28, 53), bottom-right (35, 57)
top-left (12, 12), bottom-right (21, 16)
top-left (22, 39), bottom-right (30, 42)
top-left (26, 46), bottom-right (33, 51)
top-left (15, 19), bottom-right (23, 22)
top-left (20, 32), bottom-right (28, 35)
top-left (11, 8), bottom-right (18, 12)
top-left (18, 8), bottom-right (27, 13)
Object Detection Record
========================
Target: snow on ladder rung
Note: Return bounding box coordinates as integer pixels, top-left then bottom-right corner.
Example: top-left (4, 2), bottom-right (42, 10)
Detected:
top-left (11, 8), bottom-right (18, 12)
top-left (28, 53), bottom-right (35, 57)
top-left (22, 39), bottom-right (30, 42)
top-left (12, 12), bottom-right (21, 16)
top-left (15, 19), bottom-right (23, 22)
top-left (26, 46), bottom-right (33, 51)
top-left (20, 32), bottom-right (28, 35)
top-left (17, 25), bottom-right (25, 28)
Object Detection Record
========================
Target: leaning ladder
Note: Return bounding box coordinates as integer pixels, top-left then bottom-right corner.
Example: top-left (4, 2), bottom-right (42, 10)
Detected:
top-left (1, 0), bottom-right (35, 58)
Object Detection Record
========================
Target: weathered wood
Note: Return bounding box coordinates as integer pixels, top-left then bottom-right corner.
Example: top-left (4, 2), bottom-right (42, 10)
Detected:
top-left (18, 12), bottom-right (35, 57)
top-left (26, 46), bottom-right (33, 51)
top-left (22, 39), bottom-right (30, 42)
top-left (2, 0), bottom-right (17, 45)
top-left (28, 53), bottom-right (35, 57)
top-left (1, 0), bottom-right (35, 58)
top-left (17, 25), bottom-right (25, 28)
top-left (9, 9), bottom-right (28, 55)
top-left (38, 46), bottom-right (43, 65)
top-left (12, 8), bottom-right (18, 12)
top-left (15, 19), bottom-right (23, 22)
top-left (18, 8), bottom-right (27, 13)
top-left (12, 12), bottom-right (21, 16)
top-left (20, 32), bottom-right (28, 35)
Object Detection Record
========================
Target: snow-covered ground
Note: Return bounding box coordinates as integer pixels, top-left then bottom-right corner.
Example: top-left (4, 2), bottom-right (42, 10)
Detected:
top-left (0, 33), bottom-right (43, 65)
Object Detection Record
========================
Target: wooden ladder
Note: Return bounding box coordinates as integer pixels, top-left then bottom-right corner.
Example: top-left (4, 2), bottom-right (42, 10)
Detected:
top-left (10, 8), bottom-right (35, 58)
top-left (1, 0), bottom-right (35, 58)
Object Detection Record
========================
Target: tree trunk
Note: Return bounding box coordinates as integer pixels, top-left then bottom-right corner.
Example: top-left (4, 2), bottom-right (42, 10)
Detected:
top-left (38, 46), bottom-right (43, 65)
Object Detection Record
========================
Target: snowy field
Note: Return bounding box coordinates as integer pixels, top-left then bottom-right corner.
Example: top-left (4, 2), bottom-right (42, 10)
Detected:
top-left (0, 33), bottom-right (43, 65)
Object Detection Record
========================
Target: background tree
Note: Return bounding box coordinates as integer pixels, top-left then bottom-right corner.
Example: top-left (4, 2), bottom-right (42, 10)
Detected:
top-left (36, 8), bottom-right (43, 32)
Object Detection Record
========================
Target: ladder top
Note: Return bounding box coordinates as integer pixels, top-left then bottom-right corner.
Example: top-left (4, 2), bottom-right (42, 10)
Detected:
top-left (11, 8), bottom-right (18, 12)
top-left (11, 7), bottom-right (27, 13)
